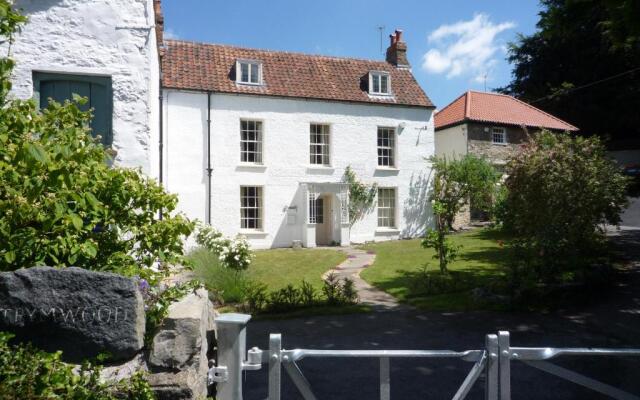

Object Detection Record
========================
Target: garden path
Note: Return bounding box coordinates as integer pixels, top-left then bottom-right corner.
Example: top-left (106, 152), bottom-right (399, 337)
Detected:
top-left (322, 247), bottom-right (410, 311)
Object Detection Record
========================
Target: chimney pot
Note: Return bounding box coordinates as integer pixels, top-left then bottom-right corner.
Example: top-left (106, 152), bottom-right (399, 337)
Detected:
top-left (385, 28), bottom-right (409, 67)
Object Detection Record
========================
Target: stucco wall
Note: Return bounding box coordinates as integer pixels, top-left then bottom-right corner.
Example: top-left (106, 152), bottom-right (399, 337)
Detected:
top-left (164, 91), bottom-right (434, 249)
top-left (434, 124), bottom-right (467, 159)
top-left (467, 122), bottom-right (530, 165)
top-left (8, 0), bottom-right (159, 175)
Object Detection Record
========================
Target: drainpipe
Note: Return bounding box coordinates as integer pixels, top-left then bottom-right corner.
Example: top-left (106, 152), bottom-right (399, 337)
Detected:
top-left (206, 92), bottom-right (212, 225)
top-left (158, 72), bottom-right (164, 220)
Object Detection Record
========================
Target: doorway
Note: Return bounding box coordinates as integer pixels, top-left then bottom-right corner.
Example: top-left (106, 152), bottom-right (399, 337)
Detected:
top-left (315, 195), bottom-right (333, 246)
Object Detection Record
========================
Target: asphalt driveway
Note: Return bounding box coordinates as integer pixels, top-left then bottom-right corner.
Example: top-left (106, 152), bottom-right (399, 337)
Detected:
top-left (241, 229), bottom-right (640, 399)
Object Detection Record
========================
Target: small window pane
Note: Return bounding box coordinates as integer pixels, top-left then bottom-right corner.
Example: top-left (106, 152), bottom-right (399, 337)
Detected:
top-left (370, 72), bottom-right (390, 95)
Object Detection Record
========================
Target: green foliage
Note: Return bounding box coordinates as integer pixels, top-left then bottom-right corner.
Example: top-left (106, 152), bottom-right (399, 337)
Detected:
top-left (195, 224), bottom-right (254, 271)
top-left (322, 272), bottom-right (358, 306)
top-left (499, 0), bottom-right (640, 144)
top-left (188, 248), bottom-right (251, 304)
top-left (143, 280), bottom-right (202, 346)
top-left (502, 130), bottom-right (628, 280)
top-left (423, 155), bottom-right (499, 272)
top-left (0, 332), bottom-right (155, 399)
top-left (0, 1), bottom-right (193, 280)
top-left (343, 166), bottom-right (377, 226)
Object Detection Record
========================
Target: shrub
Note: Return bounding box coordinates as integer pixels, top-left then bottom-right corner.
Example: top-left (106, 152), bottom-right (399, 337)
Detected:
top-left (502, 131), bottom-right (628, 280)
top-left (195, 224), bottom-right (254, 271)
top-left (322, 273), bottom-right (358, 306)
top-left (423, 155), bottom-right (499, 272)
top-left (268, 284), bottom-right (304, 312)
top-left (189, 248), bottom-right (250, 304)
top-left (0, 2), bottom-right (193, 281)
top-left (0, 332), bottom-right (155, 399)
top-left (243, 281), bottom-right (268, 313)
top-left (300, 280), bottom-right (317, 306)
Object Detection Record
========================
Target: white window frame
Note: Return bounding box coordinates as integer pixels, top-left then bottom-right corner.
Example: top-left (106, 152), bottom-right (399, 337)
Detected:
top-left (377, 126), bottom-right (396, 167)
top-left (240, 119), bottom-right (263, 164)
top-left (309, 123), bottom-right (331, 166)
top-left (369, 71), bottom-right (391, 95)
top-left (491, 127), bottom-right (507, 145)
top-left (236, 59), bottom-right (262, 85)
top-left (377, 188), bottom-right (397, 228)
top-left (240, 186), bottom-right (263, 231)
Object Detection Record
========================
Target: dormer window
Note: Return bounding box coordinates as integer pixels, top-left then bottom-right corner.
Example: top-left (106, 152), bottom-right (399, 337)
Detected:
top-left (236, 60), bottom-right (262, 85)
top-left (369, 71), bottom-right (390, 95)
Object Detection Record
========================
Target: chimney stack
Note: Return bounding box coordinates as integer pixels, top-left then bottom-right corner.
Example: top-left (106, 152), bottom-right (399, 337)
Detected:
top-left (386, 29), bottom-right (409, 67)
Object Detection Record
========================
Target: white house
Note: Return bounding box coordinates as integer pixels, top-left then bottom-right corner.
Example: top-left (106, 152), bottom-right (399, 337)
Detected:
top-left (8, 0), bottom-right (435, 249)
top-left (161, 31), bottom-right (436, 248)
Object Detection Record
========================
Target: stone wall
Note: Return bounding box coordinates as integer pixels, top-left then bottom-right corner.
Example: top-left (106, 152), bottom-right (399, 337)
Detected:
top-left (8, 0), bottom-right (160, 176)
top-left (467, 122), bottom-right (532, 165)
top-left (0, 267), bottom-right (216, 400)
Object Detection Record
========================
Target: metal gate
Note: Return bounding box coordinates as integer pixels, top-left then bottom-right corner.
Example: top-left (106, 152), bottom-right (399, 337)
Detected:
top-left (209, 313), bottom-right (640, 400)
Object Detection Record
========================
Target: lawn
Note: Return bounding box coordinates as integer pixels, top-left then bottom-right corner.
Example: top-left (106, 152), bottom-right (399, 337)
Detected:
top-left (359, 228), bottom-right (510, 311)
top-left (189, 247), bottom-right (347, 296)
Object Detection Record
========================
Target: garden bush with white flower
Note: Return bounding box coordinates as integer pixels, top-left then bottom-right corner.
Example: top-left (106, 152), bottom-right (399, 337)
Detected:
top-left (195, 224), bottom-right (254, 271)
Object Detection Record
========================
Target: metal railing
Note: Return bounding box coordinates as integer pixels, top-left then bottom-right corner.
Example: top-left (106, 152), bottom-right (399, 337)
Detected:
top-left (209, 313), bottom-right (640, 400)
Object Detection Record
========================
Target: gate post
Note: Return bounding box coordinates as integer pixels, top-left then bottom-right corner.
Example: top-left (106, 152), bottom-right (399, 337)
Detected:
top-left (213, 313), bottom-right (252, 400)
top-left (269, 334), bottom-right (282, 400)
top-left (498, 331), bottom-right (511, 400)
top-left (485, 334), bottom-right (499, 400)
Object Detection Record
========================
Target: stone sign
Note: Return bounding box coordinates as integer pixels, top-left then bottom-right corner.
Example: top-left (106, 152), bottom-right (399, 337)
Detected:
top-left (0, 266), bottom-right (145, 362)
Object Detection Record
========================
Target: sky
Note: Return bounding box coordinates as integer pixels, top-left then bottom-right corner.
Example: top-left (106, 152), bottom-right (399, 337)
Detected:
top-left (162, 0), bottom-right (542, 109)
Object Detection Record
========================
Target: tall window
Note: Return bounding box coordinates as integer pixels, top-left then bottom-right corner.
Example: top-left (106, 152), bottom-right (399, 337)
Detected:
top-left (310, 124), bottom-right (330, 165)
top-left (240, 186), bottom-right (262, 230)
top-left (377, 188), bottom-right (396, 228)
top-left (240, 120), bottom-right (263, 164)
top-left (33, 72), bottom-right (113, 145)
top-left (236, 60), bottom-right (261, 84)
top-left (308, 197), bottom-right (324, 224)
top-left (369, 71), bottom-right (390, 95)
top-left (492, 127), bottom-right (506, 144)
top-left (377, 127), bottom-right (396, 167)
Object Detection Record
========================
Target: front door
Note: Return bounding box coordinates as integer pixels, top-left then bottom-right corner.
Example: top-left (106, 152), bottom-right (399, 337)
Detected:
top-left (315, 195), bottom-right (332, 245)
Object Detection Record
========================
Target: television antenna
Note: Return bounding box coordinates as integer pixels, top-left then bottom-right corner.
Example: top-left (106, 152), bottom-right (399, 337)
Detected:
top-left (377, 25), bottom-right (386, 55)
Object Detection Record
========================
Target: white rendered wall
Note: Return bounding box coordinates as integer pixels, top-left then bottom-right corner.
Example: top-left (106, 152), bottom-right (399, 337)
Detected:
top-left (8, 0), bottom-right (160, 175)
top-left (165, 91), bottom-right (435, 249)
top-left (435, 124), bottom-right (468, 159)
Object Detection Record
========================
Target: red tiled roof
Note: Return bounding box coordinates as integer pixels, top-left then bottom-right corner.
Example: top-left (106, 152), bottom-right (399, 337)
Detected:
top-left (162, 40), bottom-right (434, 108)
top-left (434, 91), bottom-right (578, 131)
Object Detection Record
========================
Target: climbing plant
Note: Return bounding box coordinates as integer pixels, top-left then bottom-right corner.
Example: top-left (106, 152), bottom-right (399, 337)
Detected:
top-left (343, 166), bottom-right (377, 226)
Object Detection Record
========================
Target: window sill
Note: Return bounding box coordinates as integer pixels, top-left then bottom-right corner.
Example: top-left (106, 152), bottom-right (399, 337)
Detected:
top-left (306, 164), bottom-right (335, 171)
top-left (375, 228), bottom-right (400, 234)
top-left (491, 142), bottom-right (508, 146)
top-left (235, 81), bottom-right (263, 87)
top-left (238, 230), bottom-right (269, 236)
top-left (236, 163), bottom-right (267, 170)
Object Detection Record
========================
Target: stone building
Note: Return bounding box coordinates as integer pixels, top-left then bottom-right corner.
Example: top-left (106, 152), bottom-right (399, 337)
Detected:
top-left (434, 90), bottom-right (578, 224)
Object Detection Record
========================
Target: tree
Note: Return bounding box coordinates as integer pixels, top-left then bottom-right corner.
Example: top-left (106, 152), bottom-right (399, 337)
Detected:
top-left (423, 155), bottom-right (499, 273)
top-left (0, 2), bottom-right (193, 281)
top-left (499, 0), bottom-right (640, 148)
top-left (502, 130), bottom-right (628, 280)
